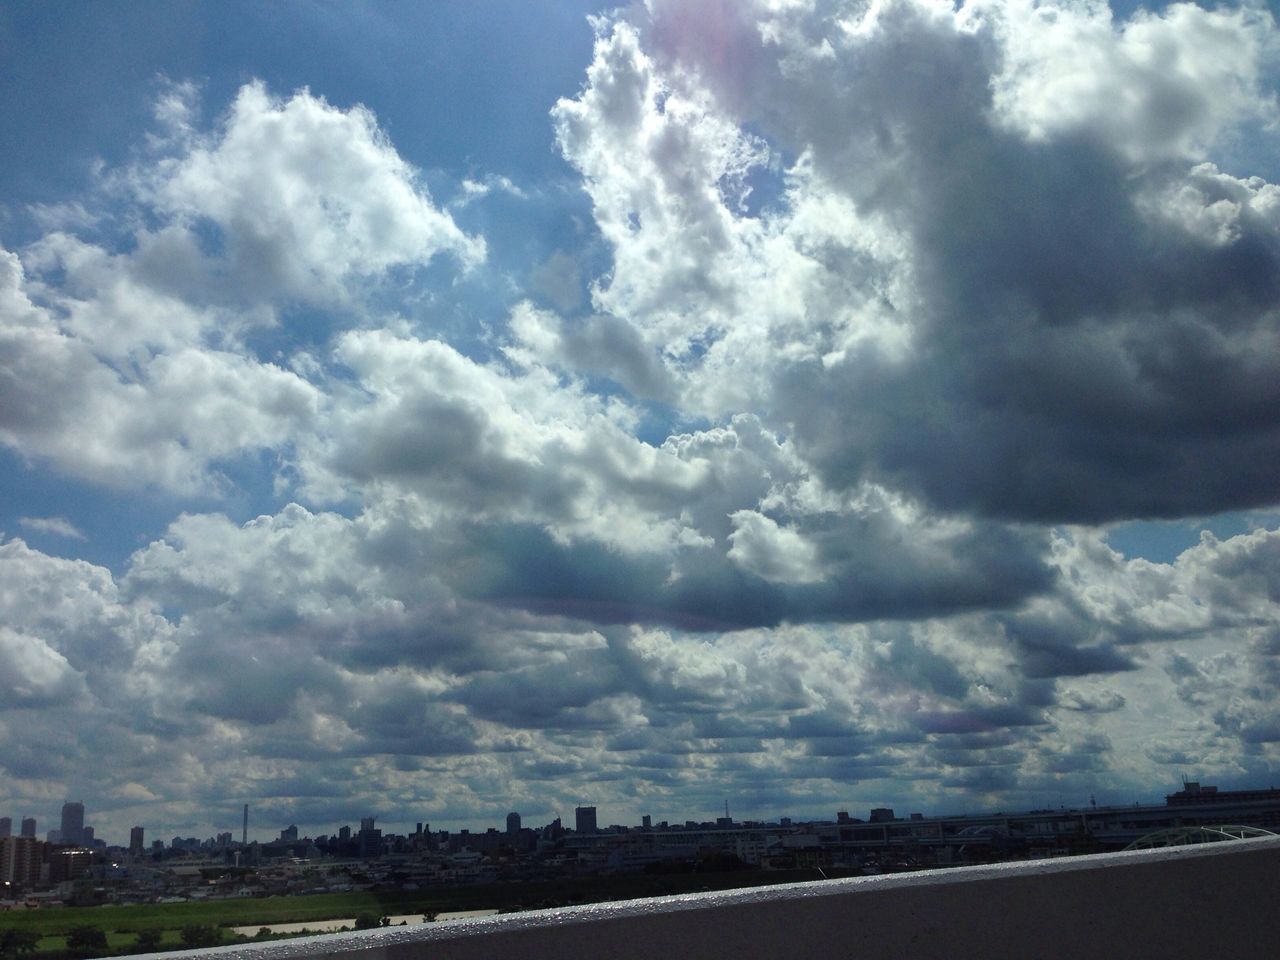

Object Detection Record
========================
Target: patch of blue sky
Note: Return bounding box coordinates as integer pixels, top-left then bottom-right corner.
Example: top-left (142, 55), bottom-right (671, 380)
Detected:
top-left (1108, 0), bottom-right (1186, 18)
top-left (736, 163), bottom-right (790, 222)
top-left (732, 122), bottom-right (793, 220)
top-left (0, 4), bottom-right (193, 208)
top-left (183, 216), bottom-right (228, 261)
top-left (0, 1), bottom-right (609, 214)
top-left (414, 184), bottom-right (615, 372)
top-left (447, 183), bottom-right (595, 301)
top-left (0, 448), bottom-right (178, 573)
top-left (296, 1), bottom-right (607, 178)
top-left (210, 445), bottom-right (334, 523)
top-left (1105, 510), bottom-right (1280, 564)
top-left (636, 403), bottom-right (709, 449)
top-left (0, 443), bottom-right (329, 578)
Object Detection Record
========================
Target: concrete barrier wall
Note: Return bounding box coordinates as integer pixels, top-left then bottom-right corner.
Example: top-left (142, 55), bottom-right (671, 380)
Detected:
top-left (135, 837), bottom-right (1280, 960)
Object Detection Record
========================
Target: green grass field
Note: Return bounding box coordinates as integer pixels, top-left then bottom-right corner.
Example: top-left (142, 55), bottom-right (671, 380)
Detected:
top-left (1, 890), bottom-right (414, 938)
top-left (0, 867), bottom-right (847, 955)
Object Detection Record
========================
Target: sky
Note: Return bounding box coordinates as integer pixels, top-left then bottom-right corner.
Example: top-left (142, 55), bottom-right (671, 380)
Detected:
top-left (2, 0), bottom-right (1280, 844)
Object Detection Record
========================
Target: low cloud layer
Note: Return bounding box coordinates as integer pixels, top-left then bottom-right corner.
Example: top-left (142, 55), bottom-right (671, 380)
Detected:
top-left (1, 0), bottom-right (1279, 838)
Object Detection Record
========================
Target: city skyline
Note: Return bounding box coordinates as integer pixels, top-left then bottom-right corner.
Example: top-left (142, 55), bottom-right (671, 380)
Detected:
top-left (0, 774), bottom-right (1256, 849)
top-left (3, 1), bottom-right (1280, 846)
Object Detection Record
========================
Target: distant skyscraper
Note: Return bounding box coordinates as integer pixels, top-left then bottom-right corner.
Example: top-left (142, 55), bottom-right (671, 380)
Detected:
top-left (130, 826), bottom-right (145, 854)
top-left (243, 804), bottom-right (248, 846)
top-left (20, 818), bottom-right (36, 838)
top-left (0, 817), bottom-right (10, 838)
top-left (506, 812), bottom-right (521, 835)
top-left (357, 818), bottom-right (381, 858)
top-left (280, 824), bottom-right (298, 842)
top-left (575, 805), bottom-right (597, 834)
top-left (81, 825), bottom-right (94, 845)
top-left (642, 814), bottom-right (652, 830)
top-left (60, 801), bottom-right (85, 846)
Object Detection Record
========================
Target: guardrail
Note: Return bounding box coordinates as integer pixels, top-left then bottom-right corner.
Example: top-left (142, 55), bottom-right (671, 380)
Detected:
top-left (134, 837), bottom-right (1280, 960)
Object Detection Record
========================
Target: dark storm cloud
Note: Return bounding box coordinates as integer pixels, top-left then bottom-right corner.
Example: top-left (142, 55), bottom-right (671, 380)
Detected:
top-left (1039, 733), bottom-right (1114, 775)
top-left (1000, 613), bottom-right (1139, 678)
top-left (448, 517), bottom-right (1051, 630)
top-left (785, 146), bottom-right (1280, 522)
top-left (450, 648), bottom-right (626, 730)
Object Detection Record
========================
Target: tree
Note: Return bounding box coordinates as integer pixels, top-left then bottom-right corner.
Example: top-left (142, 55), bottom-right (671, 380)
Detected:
top-left (0, 929), bottom-right (40, 959)
top-left (353, 914), bottom-right (380, 930)
top-left (134, 929), bottom-right (162, 952)
top-left (65, 925), bottom-right (108, 958)
top-left (179, 925), bottom-right (221, 948)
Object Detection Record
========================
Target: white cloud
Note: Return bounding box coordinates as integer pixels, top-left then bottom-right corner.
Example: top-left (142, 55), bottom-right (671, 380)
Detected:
top-left (0, 250), bottom-right (321, 491)
top-left (552, 17), bottom-right (915, 416)
top-left (0, 626), bottom-right (86, 708)
top-left (986, 0), bottom-right (1279, 161)
top-left (727, 510), bottom-right (824, 584)
top-left (21, 229), bottom-right (220, 361)
top-left (304, 326), bottom-right (707, 553)
top-left (455, 174), bottom-right (528, 206)
top-left (18, 516), bottom-right (85, 540)
top-left (1137, 161), bottom-right (1280, 247)
top-left (0, 537), bottom-right (168, 672)
top-left (148, 81), bottom-right (485, 302)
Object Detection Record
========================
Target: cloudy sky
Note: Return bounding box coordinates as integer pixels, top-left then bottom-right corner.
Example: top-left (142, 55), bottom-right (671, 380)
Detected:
top-left (3, 0), bottom-right (1280, 843)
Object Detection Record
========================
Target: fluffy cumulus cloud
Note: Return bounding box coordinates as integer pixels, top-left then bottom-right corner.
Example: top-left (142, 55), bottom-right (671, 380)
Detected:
top-left (2, 1), bottom-right (1280, 839)
top-left (0, 255), bottom-right (320, 491)
top-left (145, 81), bottom-right (485, 304)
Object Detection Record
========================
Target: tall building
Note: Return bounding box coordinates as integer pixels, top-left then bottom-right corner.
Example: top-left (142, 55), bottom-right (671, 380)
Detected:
top-left (642, 814), bottom-right (652, 830)
top-left (506, 812), bottom-right (521, 835)
top-left (60, 801), bottom-right (85, 846)
top-left (130, 826), bottom-right (145, 855)
top-left (0, 816), bottom-right (10, 838)
top-left (0, 836), bottom-right (40, 888)
top-left (357, 818), bottom-right (381, 858)
top-left (20, 818), bottom-right (36, 838)
top-left (575, 805), bottom-right (598, 834)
